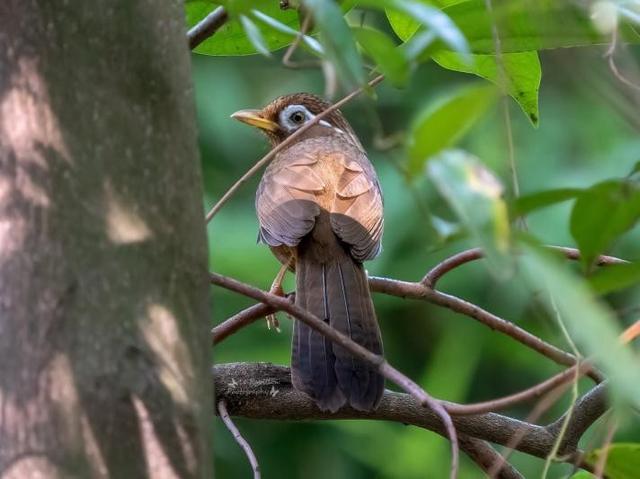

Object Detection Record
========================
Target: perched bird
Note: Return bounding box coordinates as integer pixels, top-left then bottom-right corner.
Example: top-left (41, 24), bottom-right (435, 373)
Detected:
top-left (231, 93), bottom-right (384, 412)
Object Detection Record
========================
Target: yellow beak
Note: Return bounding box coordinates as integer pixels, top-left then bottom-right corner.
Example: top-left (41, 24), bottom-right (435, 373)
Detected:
top-left (231, 109), bottom-right (279, 132)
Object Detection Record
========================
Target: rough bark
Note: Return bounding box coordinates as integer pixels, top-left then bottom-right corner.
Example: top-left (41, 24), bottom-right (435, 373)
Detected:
top-left (0, 1), bottom-right (212, 478)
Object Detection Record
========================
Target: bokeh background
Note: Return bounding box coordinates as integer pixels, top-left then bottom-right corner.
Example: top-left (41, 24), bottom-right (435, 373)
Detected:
top-left (194, 35), bottom-right (640, 478)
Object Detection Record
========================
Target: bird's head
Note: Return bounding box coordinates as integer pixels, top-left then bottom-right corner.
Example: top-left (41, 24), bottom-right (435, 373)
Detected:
top-left (231, 93), bottom-right (358, 147)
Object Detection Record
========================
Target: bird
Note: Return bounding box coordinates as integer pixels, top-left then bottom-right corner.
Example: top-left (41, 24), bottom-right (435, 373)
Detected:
top-left (231, 93), bottom-right (384, 412)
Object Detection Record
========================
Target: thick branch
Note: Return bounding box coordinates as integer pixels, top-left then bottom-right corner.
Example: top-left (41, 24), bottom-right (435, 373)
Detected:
top-left (546, 382), bottom-right (609, 454)
top-left (213, 363), bottom-right (606, 467)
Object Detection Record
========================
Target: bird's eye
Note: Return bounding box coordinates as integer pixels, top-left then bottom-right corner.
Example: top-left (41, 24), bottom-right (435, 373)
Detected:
top-left (289, 111), bottom-right (306, 124)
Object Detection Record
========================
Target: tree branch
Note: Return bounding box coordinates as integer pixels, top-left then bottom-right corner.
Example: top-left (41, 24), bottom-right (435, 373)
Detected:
top-left (188, 6), bottom-right (229, 50)
top-left (212, 246), bottom-right (618, 381)
top-left (546, 382), bottom-right (609, 455)
top-left (458, 434), bottom-right (524, 479)
top-left (212, 284), bottom-right (594, 420)
top-left (369, 275), bottom-right (596, 380)
top-left (443, 362), bottom-right (592, 416)
top-left (421, 246), bottom-right (625, 289)
top-left (213, 363), bottom-right (606, 469)
top-left (209, 271), bottom-right (460, 478)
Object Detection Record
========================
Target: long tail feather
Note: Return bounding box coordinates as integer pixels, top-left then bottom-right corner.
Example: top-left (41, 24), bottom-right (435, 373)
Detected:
top-left (291, 240), bottom-right (383, 412)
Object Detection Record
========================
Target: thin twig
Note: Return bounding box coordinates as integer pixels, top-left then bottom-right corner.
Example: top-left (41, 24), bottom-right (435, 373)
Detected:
top-left (204, 74), bottom-right (385, 222)
top-left (218, 399), bottom-right (261, 479)
top-left (539, 294), bottom-right (583, 476)
top-left (484, 0), bottom-right (523, 232)
top-left (605, 28), bottom-right (640, 92)
top-left (458, 435), bottom-right (524, 479)
top-left (540, 360), bottom-right (581, 478)
top-left (547, 382), bottom-right (610, 454)
top-left (282, 13), bottom-right (319, 69)
top-left (370, 275), bottom-right (598, 380)
top-left (489, 383), bottom-right (571, 477)
top-left (212, 302), bottom-right (279, 345)
top-left (594, 418), bottom-right (618, 478)
top-left (620, 319), bottom-right (640, 344)
top-left (443, 362), bottom-right (591, 416)
top-left (422, 246), bottom-right (625, 288)
top-left (188, 6), bottom-right (229, 50)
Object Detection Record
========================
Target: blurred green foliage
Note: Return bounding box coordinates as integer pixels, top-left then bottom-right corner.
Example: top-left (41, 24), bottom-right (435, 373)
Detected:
top-left (189, 1), bottom-right (640, 477)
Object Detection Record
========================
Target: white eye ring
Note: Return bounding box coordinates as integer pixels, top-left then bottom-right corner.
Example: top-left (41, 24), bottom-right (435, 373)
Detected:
top-left (279, 104), bottom-right (313, 131)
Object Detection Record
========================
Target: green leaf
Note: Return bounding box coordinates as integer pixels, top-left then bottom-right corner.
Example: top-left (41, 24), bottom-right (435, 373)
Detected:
top-left (569, 472), bottom-right (595, 479)
top-left (407, 83), bottom-right (498, 175)
top-left (251, 10), bottom-right (323, 56)
top-left (589, 262), bottom-right (640, 295)
top-left (519, 245), bottom-right (640, 409)
top-left (187, 2), bottom-right (300, 56)
top-left (303, 0), bottom-right (366, 91)
top-left (512, 188), bottom-right (583, 217)
top-left (239, 15), bottom-right (271, 57)
top-left (352, 27), bottom-right (409, 87)
top-left (385, 0), bottom-right (466, 42)
top-left (585, 443), bottom-right (640, 479)
top-left (627, 160), bottom-right (640, 178)
top-left (443, 0), bottom-right (640, 53)
top-left (386, 8), bottom-right (421, 42)
top-left (427, 150), bottom-right (512, 276)
top-left (570, 179), bottom-right (640, 269)
top-left (387, 0), bottom-right (638, 53)
top-left (432, 51), bottom-right (541, 126)
top-left (363, 0), bottom-right (469, 54)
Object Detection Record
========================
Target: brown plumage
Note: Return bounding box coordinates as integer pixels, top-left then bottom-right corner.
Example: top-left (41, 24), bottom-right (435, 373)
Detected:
top-left (232, 93), bottom-right (384, 412)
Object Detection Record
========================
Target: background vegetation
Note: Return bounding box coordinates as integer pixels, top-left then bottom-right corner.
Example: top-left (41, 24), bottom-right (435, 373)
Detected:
top-left (190, 1), bottom-right (640, 477)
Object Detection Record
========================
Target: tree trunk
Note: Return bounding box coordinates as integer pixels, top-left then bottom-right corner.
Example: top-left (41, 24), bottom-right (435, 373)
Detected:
top-left (0, 1), bottom-right (212, 477)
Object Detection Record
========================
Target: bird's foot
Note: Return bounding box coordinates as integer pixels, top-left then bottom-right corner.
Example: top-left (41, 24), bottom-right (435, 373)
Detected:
top-left (266, 284), bottom-right (284, 333)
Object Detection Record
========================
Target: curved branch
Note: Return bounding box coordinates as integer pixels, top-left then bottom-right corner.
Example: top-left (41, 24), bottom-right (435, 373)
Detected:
top-left (421, 246), bottom-right (625, 289)
top-left (367, 276), bottom-right (599, 380)
top-left (546, 382), bottom-right (609, 455)
top-left (212, 299), bottom-right (287, 345)
top-left (443, 362), bottom-right (592, 416)
top-left (213, 363), bottom-right (606, 468)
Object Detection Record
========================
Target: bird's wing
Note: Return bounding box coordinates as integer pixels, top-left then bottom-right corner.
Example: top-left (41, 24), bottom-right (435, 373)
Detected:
top-left (331, 151), bottom-right (384, 262)
top-left (255, 153), bottom-right (322, 247)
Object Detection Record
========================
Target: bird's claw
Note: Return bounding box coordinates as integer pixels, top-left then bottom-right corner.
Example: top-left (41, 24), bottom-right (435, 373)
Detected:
top-left (266, 314), bottom-right (281, 332)
top-left (266, 284), bottom-right (285, 333)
